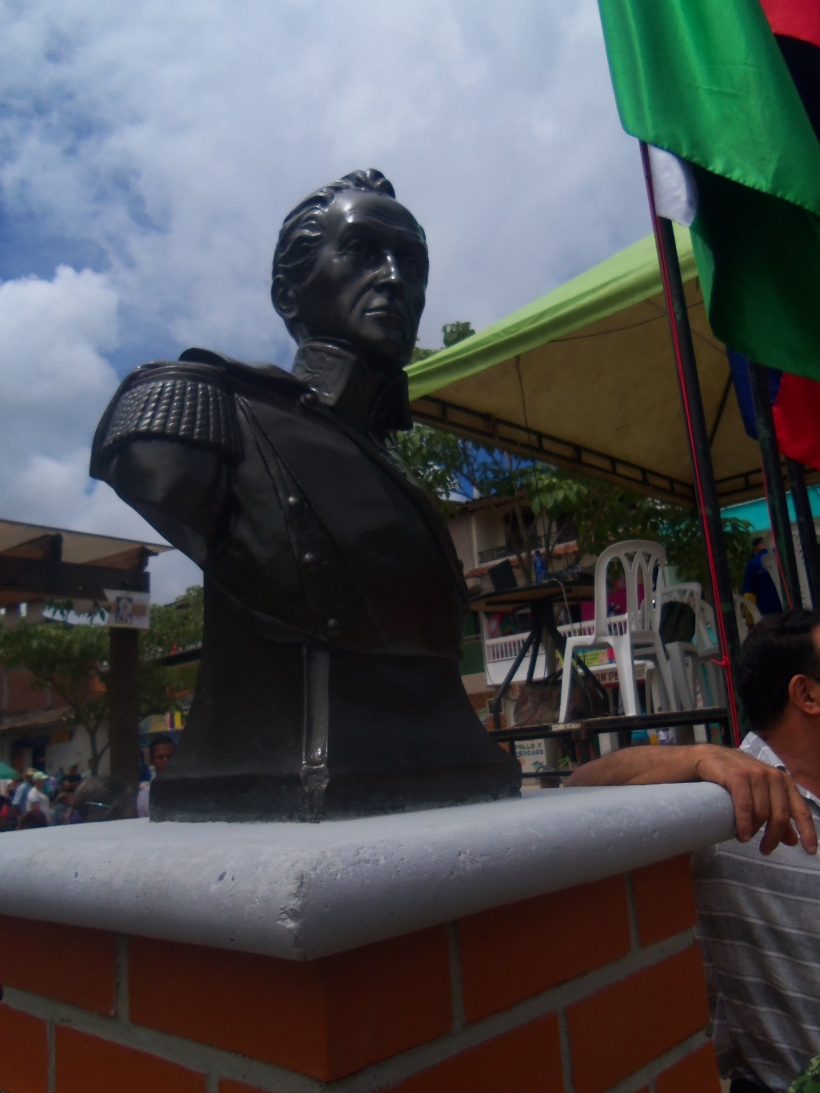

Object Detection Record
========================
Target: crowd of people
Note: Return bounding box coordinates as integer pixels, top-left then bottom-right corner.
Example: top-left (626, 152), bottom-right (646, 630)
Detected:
top-left (0, 734), bottom-right (176, 831)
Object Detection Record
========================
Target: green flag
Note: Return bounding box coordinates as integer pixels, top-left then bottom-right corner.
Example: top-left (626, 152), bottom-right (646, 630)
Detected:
top-left (597, 0), bottom-right (820, 379)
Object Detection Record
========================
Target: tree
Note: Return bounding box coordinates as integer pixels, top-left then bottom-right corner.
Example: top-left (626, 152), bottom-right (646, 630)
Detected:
top-left (397, 422), bottom-right (752, 591)
top-left (442, 321), bottom-right (475, 348)
top-left (0, 621), bottom-right (111, 773)
top-left (138, 585), bottom-right (204, 716)
top-left (411, 320), bottom-right (475, 362)
top-left (0, 586), bottom-right (207, 774)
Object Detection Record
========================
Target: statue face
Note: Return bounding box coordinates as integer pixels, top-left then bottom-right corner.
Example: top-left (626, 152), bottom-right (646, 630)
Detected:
top-left (281, 190), bottom-right (428, 366)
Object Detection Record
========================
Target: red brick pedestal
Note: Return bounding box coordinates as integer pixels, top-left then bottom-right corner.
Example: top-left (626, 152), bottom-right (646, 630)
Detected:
top-left (0, 783), bottom-right (735, 1092)
top-left (0, 854), bottom-right (719, 1093)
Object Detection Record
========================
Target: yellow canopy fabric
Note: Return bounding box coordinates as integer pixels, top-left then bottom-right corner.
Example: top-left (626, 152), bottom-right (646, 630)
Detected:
top-left (407, 225), bottom-right (766, 506)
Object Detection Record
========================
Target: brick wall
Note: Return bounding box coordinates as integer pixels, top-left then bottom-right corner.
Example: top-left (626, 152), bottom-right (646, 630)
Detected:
top-left (0, 854), bottom-right (719, 1093)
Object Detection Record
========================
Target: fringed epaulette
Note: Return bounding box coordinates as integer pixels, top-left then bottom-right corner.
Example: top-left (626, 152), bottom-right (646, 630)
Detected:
top-left (91, 364), bottom-right (243, 477)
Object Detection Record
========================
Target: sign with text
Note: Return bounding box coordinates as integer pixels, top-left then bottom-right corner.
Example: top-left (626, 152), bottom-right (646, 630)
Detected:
top-left (104, 589), bottom-right (150, 629)
top-left (515, 737), bottom-right (547, 774)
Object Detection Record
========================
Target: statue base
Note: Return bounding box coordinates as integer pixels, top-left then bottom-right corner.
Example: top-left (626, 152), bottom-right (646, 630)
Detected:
top-left (150, 640), bottom-right (521, 822)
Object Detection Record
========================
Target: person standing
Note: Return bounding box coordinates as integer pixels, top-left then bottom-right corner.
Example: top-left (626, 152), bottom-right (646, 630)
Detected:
top-left (25, 772), bottom-right (52, 824)
top-left (742, 536), bottom-right (783, 615)
top-left (136, 734), bottom-right (176, 818)
top-left (12, 769), bottom-right (35, 813)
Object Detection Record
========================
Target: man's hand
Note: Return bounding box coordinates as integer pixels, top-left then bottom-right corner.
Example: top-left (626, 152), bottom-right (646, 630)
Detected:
top-left (692, 746), bottom-right (817, 856)
top-left (565, 744), bottom-right (818, 856)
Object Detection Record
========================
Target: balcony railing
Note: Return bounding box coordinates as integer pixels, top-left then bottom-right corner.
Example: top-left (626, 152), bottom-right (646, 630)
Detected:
top-left (477, 533), bottom-right (576, 565)
top-left (482, 618), bottom-right (631, 688)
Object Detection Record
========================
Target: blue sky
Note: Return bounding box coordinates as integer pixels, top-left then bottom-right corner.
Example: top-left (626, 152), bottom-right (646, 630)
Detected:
top-left (0, 0), bottom-right (648, 601)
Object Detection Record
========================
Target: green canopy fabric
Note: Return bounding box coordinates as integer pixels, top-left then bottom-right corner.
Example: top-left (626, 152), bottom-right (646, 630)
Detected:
top-left (406, 224), bottom-right (776, 506)
top-left (0, 761), bottom-right (21, 780)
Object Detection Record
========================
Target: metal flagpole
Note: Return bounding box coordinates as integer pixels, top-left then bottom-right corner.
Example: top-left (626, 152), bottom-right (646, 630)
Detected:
top-left (747, 361), bottom-right (802, 609)
top-left (786, 458), bottom-right (820, 608)
top-left (639, 142), bottom-right (743, 746)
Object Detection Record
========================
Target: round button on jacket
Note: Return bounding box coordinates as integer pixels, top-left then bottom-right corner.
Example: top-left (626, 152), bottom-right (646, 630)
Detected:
top-left (287, 495), bottom-right (304, 511)
top-left (302, 551), bottom-right (320, 567)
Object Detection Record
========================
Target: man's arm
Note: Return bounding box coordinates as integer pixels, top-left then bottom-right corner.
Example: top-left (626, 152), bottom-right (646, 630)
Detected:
top-left (565, 744), bottom-right (818, 856)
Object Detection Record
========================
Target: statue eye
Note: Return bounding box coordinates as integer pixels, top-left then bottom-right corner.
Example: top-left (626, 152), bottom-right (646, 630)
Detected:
top-left (345, 238), bottom-right (379, 265)
top-left (398, 248), bottom-right (427, 279)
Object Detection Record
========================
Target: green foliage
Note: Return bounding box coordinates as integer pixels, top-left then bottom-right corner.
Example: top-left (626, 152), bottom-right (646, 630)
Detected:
top-left (412, 319), bottom-right (475, 361)
top-left (0, 586), bottom-right (207, 770)
top-left (138, 585), bottom-right (204, 716)
top-left (397, 422), bottom-right (753, 591)
top-left (441, 321), bottom-right (475, 348)
top-left (0, 620), bottom-right (110, 772)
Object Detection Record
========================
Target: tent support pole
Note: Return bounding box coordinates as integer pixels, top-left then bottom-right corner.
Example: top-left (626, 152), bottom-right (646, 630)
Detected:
top-left (640, 142), bottom-right (743, 745)
top-left (748, 361), bottom-right (802, 609)
top-left (786, 458), bottom-right (820, 608)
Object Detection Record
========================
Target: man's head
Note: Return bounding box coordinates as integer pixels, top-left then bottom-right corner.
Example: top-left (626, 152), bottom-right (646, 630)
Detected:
top-left (149, 734), bottom-right (175, 774)
top-left (272, 169), bottom-right (428, 367)
top-left (753, 536), bottom-right (767, 556)
top-left (25, 768), bottom-right (37, 784)
top-left (737, 609), bottom-right (820, 735)
top-left (32, 771), bottom-right (48, 788)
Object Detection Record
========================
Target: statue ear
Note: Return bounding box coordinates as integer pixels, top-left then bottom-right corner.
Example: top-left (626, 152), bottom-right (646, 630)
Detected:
top-left (272, 274), bottom-right (298, 322)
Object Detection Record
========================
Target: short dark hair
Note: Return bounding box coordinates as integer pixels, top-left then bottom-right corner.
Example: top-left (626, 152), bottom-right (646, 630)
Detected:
top-left (736, 609), bottom-right (820, 732)
top-left (149, 733), bottom-right (174, 758)
top-left (272, 169), bottom-right (425, 335)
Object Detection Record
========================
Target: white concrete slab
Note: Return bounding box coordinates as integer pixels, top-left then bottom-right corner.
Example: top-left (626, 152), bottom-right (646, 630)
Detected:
top-left (0, 784), bottom-right (734, 960)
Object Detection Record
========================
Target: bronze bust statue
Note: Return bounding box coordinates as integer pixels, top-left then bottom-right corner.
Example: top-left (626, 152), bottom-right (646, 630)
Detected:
top-left (91, 169), bottom-right (521, 821)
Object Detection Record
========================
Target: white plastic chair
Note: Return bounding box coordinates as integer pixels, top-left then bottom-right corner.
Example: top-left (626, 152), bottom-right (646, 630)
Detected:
top-left (661, 582), bottom-right (723, 709)
top-left (558, 540), bottom-right (678, 720)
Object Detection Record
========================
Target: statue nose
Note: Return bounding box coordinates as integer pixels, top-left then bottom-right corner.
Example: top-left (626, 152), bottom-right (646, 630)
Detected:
top-left (378, 251), bottom-right (402, 283)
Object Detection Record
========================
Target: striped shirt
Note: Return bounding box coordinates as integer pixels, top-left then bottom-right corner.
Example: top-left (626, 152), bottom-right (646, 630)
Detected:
top-left (692, 733), bottom-right (820, 1092)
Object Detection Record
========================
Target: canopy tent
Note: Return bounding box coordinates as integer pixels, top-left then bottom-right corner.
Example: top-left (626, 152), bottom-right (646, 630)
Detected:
top-left (407, 225), bottom-right (791, 507)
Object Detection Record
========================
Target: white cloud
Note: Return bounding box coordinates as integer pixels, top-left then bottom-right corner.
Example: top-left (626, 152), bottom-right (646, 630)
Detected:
top-left (0, 0), bottom-right (649, 600)
top-left (0, 266), bottom-right (198, 602)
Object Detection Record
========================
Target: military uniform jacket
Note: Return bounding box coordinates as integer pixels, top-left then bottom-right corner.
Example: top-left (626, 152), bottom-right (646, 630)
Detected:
top-left (90, 348), bottom-right (468, 661)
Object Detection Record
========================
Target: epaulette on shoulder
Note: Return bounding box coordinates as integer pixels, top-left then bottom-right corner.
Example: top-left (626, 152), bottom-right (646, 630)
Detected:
top-left (90, 354), bottom-right (243, 478)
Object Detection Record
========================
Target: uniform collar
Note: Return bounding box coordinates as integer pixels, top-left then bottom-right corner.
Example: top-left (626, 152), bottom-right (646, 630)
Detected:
top-left (291, 338), bottom-right (412, 435)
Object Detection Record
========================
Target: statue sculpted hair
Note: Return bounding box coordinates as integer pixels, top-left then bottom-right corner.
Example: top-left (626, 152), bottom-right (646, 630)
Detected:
top-left (272, 169), bottom-right (425, 333)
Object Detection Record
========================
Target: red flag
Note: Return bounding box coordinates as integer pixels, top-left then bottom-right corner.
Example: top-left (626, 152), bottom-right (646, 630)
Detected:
top-left (758, 0), bottom-right (820, 49)
top-left (772, 373), bottom-right (820, 470)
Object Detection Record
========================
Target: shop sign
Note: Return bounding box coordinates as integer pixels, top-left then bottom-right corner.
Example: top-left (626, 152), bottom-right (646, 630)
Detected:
top-left (104, 589), bottom-right (150, 629)
top-left (515, 737), bottom-right (548, 774)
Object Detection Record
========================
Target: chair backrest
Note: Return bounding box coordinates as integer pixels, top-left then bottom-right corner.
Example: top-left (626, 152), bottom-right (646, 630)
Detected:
top-left (593, 540), bottom-right (668, 638)
top-left (663, 582), bottom-right (718, 652)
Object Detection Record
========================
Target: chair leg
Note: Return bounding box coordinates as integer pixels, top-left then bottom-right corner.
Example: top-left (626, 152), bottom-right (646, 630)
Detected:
top-left (650, 636), bottom-right (680, 711)
top-left (611, 636), bottom-right (639, 716)
top-left (558, 638), bottom-right (582, 722)
top-left (666, 643), bottom-right (694, 710)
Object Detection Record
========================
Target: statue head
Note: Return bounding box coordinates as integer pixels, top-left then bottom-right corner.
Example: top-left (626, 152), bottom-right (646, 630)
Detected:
top-left (271, 170), bottom-right (428, 368)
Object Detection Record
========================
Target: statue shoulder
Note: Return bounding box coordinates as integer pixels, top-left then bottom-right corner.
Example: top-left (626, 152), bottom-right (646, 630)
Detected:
top-left (90, 353), bottom-right (243, 479)
top-left (89, 348), bottom-right (308, 480)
